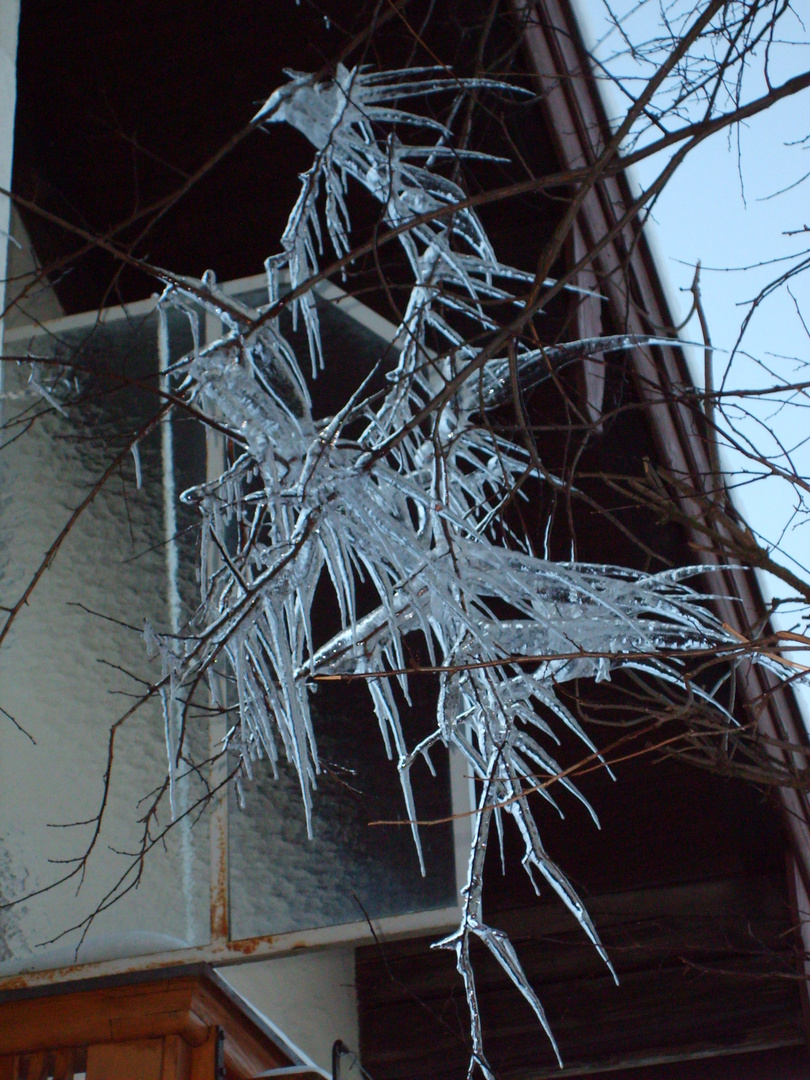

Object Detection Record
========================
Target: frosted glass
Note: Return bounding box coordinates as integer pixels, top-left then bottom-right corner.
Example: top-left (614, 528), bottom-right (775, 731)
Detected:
top-left (0, 307), bottom-right (210, 969)
top-left (228, 679), bottom-right (457, 938)
top-left (0, 289), bottom-right (458, 967)
top-left (227, 290), bottom-right (457, 938)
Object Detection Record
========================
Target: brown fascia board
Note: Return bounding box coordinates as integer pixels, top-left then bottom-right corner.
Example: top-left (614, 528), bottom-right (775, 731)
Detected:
top-left (514, 0), bottom-right (810, 896)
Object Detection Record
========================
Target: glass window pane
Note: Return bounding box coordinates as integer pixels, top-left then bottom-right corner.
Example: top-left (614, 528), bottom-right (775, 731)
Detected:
top-left (225, 287), bottom-right (458, 937)
top-left (228, 679), bottom-right (457, 938)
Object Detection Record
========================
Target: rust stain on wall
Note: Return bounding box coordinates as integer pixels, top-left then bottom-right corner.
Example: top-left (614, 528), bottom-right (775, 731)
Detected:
top-left (210, 815), bottom-right (229, 942)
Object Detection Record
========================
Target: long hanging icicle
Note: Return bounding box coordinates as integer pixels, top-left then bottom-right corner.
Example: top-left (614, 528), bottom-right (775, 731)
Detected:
top-left (149, 65), bottom-right (792, 1075)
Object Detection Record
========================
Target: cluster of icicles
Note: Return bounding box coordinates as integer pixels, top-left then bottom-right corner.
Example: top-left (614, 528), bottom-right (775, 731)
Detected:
top-left (149, 65), bottom-right (756, 1074)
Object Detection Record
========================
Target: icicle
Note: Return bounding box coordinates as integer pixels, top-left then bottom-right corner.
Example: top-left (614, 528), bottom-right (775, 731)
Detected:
top-left (28, 363), bottom-right (68, 417)
top-left (157, 306), bottom-right (182, 640)
top-left (160, 682), bottom-right (178, 819)
top-left (131, 441), bottom-right (143, 490)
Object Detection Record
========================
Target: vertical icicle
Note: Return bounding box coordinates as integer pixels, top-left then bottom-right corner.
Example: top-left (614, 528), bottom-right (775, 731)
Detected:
top-left (159, 306), bottom-right (182, 641)
top-left (131, 441), bottom-right (142, 489)
top-left (157, 302), bottom-right (194, 945)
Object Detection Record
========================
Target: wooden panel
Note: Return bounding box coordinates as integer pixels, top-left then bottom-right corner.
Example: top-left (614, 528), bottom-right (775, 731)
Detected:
top-left (189, 1029), bottom-right (217, 1080)
top-left (357, 875), bottom-right (803, 1079)
top-left (161, 1034), bottom-right (191, 1080)
top-left (87, 1039), bottom-right (163, 1080)
top-left (0, 974), bottom-right (292, 1080)
top-left (0, 1048), bottom-right (87, 1080)
top-left (572, 222), bottom-right (605, 424)
top-left (23, 1053), bottom-right (47, 1080)
top-left (0, 978), bottom-right (207, 1056)
top-left (51, 1049), bottom-right (74, 1080)
top-left (483, 750), bottom-right (785, 906)
top-left (574, 1045), bottom-right (810, 1079)
top-left (0, 979), bottom-right (193, 1056)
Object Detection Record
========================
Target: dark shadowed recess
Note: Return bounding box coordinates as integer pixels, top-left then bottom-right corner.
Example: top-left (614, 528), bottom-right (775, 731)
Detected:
top-left (357, 711), bottom-right (799, 1078)
top-left (13, 0), bottom-right (563, 317)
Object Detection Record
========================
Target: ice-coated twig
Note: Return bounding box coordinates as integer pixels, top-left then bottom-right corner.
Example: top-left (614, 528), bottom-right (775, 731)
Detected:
top-left (147, 65), bottom-right (788, 1074)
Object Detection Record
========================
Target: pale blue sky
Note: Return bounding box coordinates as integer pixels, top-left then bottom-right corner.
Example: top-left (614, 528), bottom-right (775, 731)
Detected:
top-left (577, 1), bottom-right (810, 638)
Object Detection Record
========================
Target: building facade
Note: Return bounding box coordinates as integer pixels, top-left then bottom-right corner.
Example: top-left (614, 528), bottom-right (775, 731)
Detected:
top-left (1, 3), bottom-right (808, 1077)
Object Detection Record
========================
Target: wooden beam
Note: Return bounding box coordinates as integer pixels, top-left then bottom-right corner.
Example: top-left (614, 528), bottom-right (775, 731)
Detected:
top-left (86, 1039), bottom-right (165, 1080)
top-left (0, 978), bottom-right (206, 1056)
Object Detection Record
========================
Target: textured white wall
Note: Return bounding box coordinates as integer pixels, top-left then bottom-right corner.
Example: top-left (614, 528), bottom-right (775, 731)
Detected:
top-left (219, 949), bottom-right (360, 1077)
top-left (5, 205), bottom-right (65, 325)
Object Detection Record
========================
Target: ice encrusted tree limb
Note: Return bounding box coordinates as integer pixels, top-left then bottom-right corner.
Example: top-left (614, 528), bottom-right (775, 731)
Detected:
top-left (149, 66), bottom-right (787, 1075)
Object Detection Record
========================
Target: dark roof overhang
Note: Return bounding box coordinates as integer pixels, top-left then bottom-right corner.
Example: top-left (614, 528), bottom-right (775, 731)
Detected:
top-left (516, 0), bottom-right (810, 922)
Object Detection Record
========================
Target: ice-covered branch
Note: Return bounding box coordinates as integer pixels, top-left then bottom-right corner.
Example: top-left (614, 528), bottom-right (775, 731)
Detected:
top-left (149, 64), bottom-right (791, 1074)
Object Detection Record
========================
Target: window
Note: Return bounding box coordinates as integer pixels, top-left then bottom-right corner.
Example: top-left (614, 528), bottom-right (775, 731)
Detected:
top-left (0, 274), bottom-right (470, 976)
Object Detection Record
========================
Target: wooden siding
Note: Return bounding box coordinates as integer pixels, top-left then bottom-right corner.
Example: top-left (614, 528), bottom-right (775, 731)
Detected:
top-left (357, 874), bottom-right (804, 1078)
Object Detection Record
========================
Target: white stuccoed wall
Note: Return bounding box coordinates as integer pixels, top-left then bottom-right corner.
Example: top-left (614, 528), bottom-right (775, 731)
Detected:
top-left (5, 205), bottom-right (65, 325)
top-left (218, 949), bottom-right (361, 1077)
